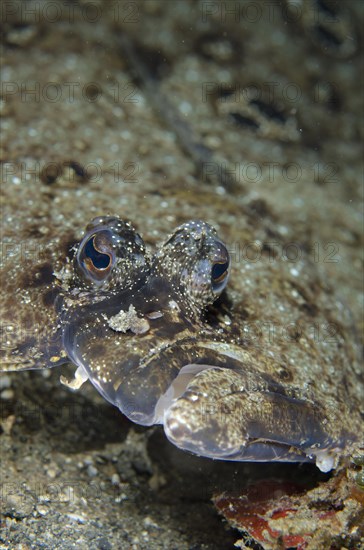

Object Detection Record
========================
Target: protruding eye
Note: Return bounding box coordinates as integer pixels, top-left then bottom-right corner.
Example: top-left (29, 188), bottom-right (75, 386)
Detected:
top-left (77, 229), bottom-right (115, 285)
top-left (211, 260), bottom-right (229, 290)
top-left (152, 220), bottom-right (230, 310)
top-left (211, 245), bottom-right (230, 293)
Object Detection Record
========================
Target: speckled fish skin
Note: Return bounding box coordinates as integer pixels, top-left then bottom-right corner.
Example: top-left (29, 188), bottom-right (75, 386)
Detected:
top-left (1, 216), bottom-right (363, 472)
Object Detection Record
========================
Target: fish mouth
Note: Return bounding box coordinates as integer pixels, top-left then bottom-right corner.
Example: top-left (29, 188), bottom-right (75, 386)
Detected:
top-left (153, 363), bottom-right (218, 424)
top-left (155, 364), bottom-right (343, 473)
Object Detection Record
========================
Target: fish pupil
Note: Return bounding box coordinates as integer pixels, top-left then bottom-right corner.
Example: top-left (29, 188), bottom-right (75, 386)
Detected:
top-left (211, 261), bottom-right (228, 283)
top-left (84, 237), bottom-right (110, 270)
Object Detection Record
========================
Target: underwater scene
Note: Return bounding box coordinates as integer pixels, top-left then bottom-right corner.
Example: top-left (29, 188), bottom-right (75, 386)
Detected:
top-left (1, 0), bottom-right (363, 548)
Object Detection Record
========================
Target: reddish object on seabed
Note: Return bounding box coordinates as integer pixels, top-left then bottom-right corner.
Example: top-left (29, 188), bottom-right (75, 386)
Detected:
top-left (214, 480), bottom-right (312, 549)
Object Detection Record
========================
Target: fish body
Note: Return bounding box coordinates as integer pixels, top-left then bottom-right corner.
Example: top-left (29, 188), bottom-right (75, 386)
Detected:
top-left (2, 216), bottom-right (362, 472)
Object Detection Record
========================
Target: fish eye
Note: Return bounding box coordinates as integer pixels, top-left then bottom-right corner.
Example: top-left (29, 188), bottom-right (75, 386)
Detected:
top-left (152, 220), bottom-right (230, 308)
top-left (211, 260), bottom-right (229, 285)
top-left (77, 229), bottom-right (115, 284)
top-left (211, 258), bottom-right (229, 293)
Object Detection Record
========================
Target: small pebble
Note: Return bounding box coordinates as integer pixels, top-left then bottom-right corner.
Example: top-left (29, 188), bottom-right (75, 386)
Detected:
top-left (143, 516), bottom-right (159, 529)
top-left (1, 389), bottom-right (14, 400)
top-left (87, 465), bottom-right (98, 477)
top-left (66, 513), bottom-right (87, 524)
top-left (0, 375), bottom-right (11, 390)
top-left (41, 370), bottom-right (51, 379)
top-left (36, 505), bottom-right (49, 516)
top-left (111, 473), bottom-right (120, 485)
